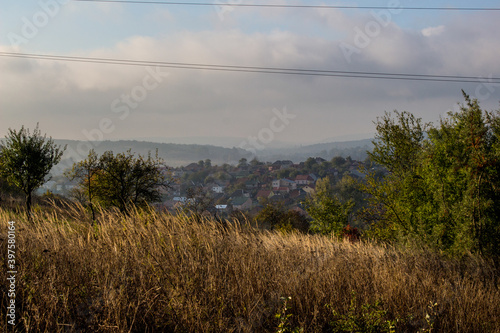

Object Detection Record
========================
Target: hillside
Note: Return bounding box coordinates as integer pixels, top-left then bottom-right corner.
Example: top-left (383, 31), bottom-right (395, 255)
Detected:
top-left (256, 138), bottom-right (374, 162)
top-left (51, 139), bottom-right (252, 174)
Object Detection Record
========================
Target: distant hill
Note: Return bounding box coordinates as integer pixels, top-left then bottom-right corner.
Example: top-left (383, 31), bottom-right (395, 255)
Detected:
top-left (256, 138), bottom-right (374, 162)
top-left (51, 140), bottom-right (252, 175)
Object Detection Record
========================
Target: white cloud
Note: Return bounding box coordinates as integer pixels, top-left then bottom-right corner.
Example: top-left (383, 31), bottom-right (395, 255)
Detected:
top-left (422, 25), bottom-right (445, 37)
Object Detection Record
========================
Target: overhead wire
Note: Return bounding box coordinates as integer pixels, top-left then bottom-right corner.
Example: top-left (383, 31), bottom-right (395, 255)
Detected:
top-left (72, 0), bottom-right (500, 11)
top-left (1, 51), bottom-right (499, 84)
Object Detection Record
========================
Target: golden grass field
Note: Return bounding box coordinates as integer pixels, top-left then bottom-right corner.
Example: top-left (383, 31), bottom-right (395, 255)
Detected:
top-left (1, 202), bottom-right (499, 332)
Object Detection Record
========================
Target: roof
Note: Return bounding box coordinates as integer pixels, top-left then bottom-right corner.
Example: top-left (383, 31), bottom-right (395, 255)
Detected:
top-left (273, 187), bottom-right (290, 192)
top-left (256, 190), bottom-right (272, 198)
top-left (232, 196), bottom-right (251, 206)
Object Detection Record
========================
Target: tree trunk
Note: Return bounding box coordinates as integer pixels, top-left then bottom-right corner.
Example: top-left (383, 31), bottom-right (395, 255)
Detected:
top-left (26, 191), bottom-right (32, 221)
top-left (90, 202), bottom-right (96, 224)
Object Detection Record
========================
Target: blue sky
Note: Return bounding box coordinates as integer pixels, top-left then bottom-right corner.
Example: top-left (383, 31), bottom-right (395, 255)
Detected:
top-left (1, 0), bottom-right (500, 147)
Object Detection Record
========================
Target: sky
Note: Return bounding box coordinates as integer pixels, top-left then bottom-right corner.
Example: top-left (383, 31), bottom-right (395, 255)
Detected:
top-left (1, 0), bottom-right (500, 149)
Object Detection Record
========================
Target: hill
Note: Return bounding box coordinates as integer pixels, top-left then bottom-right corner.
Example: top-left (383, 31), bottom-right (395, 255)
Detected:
top-left (51, 139), bottom-right (252, 174)
top-left (256, 138), bottom-right (374, 162)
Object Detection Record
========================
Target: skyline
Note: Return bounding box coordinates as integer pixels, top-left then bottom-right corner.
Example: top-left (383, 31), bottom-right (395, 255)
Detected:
top-left (1, 0), bottom-right (500, 149)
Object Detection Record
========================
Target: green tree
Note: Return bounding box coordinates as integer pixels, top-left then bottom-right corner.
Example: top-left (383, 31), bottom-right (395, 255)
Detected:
top-left (72, 150), bottom-right (171, 214)
top-left (335, 175), bottom-right (366, 226)
top-left (421, 92), bottom-right (500, 255)
top-left (249, 157), bottom-right (261, 167)
top-left (362, 110), bottom-right (429, 241)
top-left (363, 92), bottom-right (500, 256)
top-left (0, 124), bottom-right (65, 218)
top-left (304, 176), bottom-right (354, 236)
top-left (254, 200), bottom-right (309, 233)
top-left (238, 158), bottom-right (248, 168)
top-left (65, 149), bottom-right (100, 222)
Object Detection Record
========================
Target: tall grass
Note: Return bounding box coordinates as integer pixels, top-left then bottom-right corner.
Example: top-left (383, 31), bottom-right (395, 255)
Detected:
top-left (1, 203), bottom-right (499, 332)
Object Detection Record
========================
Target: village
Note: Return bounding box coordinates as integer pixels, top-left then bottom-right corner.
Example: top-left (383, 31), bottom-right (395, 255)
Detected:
top-left (162, 156), bottom-right (378, 217)
top-left (38, 154), bottom-right (384, 220)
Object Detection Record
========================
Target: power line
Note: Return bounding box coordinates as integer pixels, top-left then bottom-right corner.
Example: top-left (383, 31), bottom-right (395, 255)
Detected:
top-left (1, 51), bottom-right (499, 84)
top-left (73, 0), bottom-right (500, 11)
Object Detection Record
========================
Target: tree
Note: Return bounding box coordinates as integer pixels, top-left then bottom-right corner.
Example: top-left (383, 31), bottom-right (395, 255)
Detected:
top-left (363, 92), bottom-right (500, 256)
top-left (65, 149), bottom-right (100, 222)
top-left (0, 173), bottom-right (23, 202)
top-left (238, 158), bottom-right (248, 168)
top-left (250, 157), bottom-right (261, 167)
top-left (334, 175), bottom-right (366, 225)
top-left (0, 124), bottom-right (65, 218)
top-left (254, 199), bottom-right (309, 233)
top-left (304, 176), bottom-right (354, 236)
top-left (362, 110), bottom-right (429, 240)
top-left (71, 150), bottom-right (172, 214)
top-left (182, 185), bottom-right (216, 220)
top-left (421, 92), bottom-right (500, 255)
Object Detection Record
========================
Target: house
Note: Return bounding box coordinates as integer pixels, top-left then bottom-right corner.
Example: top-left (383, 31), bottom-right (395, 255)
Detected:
top-left (210, 184), bottom-right (225, 194)
top-left (289, 189), bottom-right (307, 201)
top-left (232, 197), bottom-right (253, 210)
top-left (295, 174), bottom-right (315, 185)
top-left (215, 205), bottom-right (228, 216)
top-left (231, 189), bottom-right (250, 198)
top-left (272, 178), bottom-right (297, 190)
top-left (245, 179), bottom-right (260, 190)
top-left (302, 185), bottom-right (316, 195)
top-left (281, 178), bottom-right (297, 189)
top-left (272, 187), bottom-right (290, 194)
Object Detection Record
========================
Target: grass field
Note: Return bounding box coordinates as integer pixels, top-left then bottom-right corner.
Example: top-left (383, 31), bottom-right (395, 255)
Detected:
top-left (1, 203), bottom-right (499, 332)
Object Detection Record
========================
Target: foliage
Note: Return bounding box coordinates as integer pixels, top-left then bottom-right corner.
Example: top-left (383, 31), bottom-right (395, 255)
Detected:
top-left (363, 92), bottom-right (500, 257)
top-left (254, 200), bottom-right (310, 233)
top-left (182, 185), bottom-right (216, 220)
top-left (334, 175), bottom-right (366, 226)
top-left (0, 124), bottom-right (65, 217)
top-left (66, 149), bottom-right (100, 221)
top-left (68, 149), bottom-right (171, 214)
top-left (0, 173), bottom-right (23, 200)
top-left (275, 297), bottom-right (303, 333)
top-left (329, 292), bottom-right (396, 333)
top-left (304, 176), bottom-right (354, 236)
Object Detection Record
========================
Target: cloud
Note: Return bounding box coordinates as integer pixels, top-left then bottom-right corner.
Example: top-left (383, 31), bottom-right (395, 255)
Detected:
top-left (421, 25), bottom-right (445, 37)
top-left (1, 11), bottom-right (500, 144)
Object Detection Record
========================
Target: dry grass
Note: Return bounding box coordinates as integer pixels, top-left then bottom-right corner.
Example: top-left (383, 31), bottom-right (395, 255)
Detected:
top-left (1, 203), bottom-right (499, 332)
